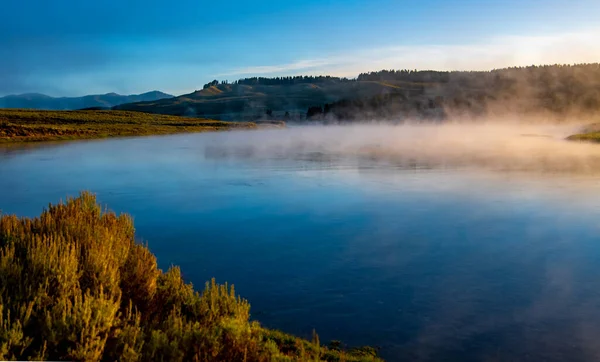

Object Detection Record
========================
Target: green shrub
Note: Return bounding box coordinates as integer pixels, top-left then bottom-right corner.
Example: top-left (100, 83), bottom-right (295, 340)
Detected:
top-left (0, 192), bottom-right (382, 361)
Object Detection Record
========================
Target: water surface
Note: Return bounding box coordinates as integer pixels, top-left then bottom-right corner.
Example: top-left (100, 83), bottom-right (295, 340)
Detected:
top-left (2, 129), bottom-right (600, 361)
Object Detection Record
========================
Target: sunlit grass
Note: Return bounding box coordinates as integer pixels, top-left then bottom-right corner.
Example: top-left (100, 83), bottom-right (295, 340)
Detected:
top-left (0, 192), bottom-right (382, 361)
top-left (566, 132), bottom-right (600, 143)
top-left (0, 109), bottom-right (256, 143)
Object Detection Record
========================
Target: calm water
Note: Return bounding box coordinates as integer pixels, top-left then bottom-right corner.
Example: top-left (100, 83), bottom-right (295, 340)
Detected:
top-left (2, 130), bottom-right (600, 361)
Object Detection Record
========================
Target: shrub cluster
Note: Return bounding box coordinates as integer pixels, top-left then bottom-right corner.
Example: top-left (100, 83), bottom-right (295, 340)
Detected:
top-left (0, 192), bottom-right (381, 361)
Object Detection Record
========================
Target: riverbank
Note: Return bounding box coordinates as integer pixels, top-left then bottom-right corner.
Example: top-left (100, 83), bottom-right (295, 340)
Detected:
top-left (564, 122), bottom-right (600, 143)
top-left (566, 132), bottom-right (600, 142)
top-left (0, 109), bottom-right (257, 143)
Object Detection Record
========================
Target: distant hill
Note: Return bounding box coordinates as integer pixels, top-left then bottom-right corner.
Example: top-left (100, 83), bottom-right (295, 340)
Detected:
top-left (114, 77), bottom-right (402, 121)
top-left (115, 64), bottom-right (600, 121)
top-left (0, 91), bottom-right (173, 110)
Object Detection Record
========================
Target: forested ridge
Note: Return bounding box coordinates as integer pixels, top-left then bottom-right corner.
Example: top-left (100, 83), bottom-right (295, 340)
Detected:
top-left (116, 63), bottom-right (600, 121)
top-left (306, 63), bottom-right (600, 121)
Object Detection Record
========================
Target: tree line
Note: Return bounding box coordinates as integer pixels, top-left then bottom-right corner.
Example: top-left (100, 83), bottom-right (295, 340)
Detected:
top-left (203, 75), bottom-right (352, 89)
top-left (306, 63), bottom-right (600, 121)
top-left (356, 63), bottom-right (600, 83)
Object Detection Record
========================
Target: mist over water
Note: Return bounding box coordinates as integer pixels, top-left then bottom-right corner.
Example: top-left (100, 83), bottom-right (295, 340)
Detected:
top-left (208, 122), bottom-right (600, 173)
top-left (2, 123), bottom-right (600, 361)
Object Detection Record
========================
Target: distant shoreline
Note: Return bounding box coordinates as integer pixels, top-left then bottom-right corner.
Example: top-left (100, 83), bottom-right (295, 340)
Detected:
top-left (0, 109), bottom-right (258, 143)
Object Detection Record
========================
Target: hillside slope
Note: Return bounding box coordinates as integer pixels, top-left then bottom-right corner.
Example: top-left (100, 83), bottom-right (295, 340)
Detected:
top-left (115, 64), bottom-right (600, 121)
top-left (114, 81), bottom-right (408, 120)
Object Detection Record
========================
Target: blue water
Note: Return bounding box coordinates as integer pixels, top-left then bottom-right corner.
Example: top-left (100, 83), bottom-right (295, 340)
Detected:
top-left (2, 131), bottom-right (600, 361)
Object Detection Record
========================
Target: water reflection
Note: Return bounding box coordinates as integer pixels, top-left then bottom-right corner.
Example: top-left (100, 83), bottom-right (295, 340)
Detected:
top-left (1, 130), bottom-right (600, 361)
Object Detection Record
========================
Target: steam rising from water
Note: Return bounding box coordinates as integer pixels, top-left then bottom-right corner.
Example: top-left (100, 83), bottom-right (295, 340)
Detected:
top-left (207, 122), bottom-right (600, 174)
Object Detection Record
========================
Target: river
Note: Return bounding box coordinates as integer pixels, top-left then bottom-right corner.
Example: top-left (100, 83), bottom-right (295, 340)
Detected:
top-left (2, 126), bottom-right (600, 361)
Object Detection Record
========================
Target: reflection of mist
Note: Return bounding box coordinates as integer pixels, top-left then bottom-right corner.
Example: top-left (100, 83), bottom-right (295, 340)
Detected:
top-left (198, 124), bottom-right (600, 360)
top-left (202, 123), bottom-right (600, 174)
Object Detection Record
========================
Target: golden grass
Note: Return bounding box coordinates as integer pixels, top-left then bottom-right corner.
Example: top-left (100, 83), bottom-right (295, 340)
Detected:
top-left (0, 109), bottom-right (256, 143)
top-left (566, 132), bottom-right (600, 143)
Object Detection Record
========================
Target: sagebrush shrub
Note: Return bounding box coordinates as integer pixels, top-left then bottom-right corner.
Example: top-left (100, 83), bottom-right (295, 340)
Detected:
top-left (0, 192), bottom-right (381, 361)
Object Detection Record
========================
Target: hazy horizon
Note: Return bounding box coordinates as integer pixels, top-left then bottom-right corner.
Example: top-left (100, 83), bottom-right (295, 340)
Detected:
top-left (1, 60), bottom-right (598, 99)
top-left (0, 90), bottom-right (173, 98)
top-left (2, 0), bottom-right (599, 97)
top-left (2, 62), bottom-right (599, 99)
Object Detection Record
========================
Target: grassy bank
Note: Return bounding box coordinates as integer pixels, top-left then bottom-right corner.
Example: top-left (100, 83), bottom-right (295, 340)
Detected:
top-left (0, 192), bottom-right (381, 361)
top-left (566, 132), bottom-right (600, 143)
top-left (565, 123), bottom-right (600, 143)
top-left (0, 109), bottom-right (256, 143)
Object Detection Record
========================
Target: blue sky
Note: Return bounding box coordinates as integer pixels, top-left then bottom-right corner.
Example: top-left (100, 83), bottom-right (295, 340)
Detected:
top-left (1, 0), bottom-right (599, 96)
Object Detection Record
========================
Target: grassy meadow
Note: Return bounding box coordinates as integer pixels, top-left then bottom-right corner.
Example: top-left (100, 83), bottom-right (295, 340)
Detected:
top-left (0, 192), bottom-right (381, 361)
top-left (0, 109), bottom-right (256, 143)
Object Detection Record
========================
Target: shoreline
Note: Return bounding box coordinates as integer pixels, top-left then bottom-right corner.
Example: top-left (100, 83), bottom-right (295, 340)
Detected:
top-left (566, 132), bottom-right (600, 143)
top-left (0, 109), bottom-right (259, 143)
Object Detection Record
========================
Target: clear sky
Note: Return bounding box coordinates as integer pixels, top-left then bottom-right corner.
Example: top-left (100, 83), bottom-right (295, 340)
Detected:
top-left (2, 0), bottom-right (599, 96)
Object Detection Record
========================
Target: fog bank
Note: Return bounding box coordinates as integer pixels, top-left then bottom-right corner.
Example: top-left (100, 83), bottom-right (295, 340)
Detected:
top-left (207, 121), bottom-right (600, 174)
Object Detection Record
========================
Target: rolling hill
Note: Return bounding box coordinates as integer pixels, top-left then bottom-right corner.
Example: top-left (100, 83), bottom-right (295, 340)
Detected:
top-left (115, 64), bottom-right (600, 122)
top-left (113, 79), bottom-right (408, 120)
top-left (0, 91), bottom-right (173, 110)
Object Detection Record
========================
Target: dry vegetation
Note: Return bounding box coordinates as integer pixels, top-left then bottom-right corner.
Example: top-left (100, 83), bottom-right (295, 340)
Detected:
top-left (0, 192), bottom-right (381, 361)
top-left (0, 109), bottom-right (256, 143)
top-left (566, 132), bottom-right (600, 142)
